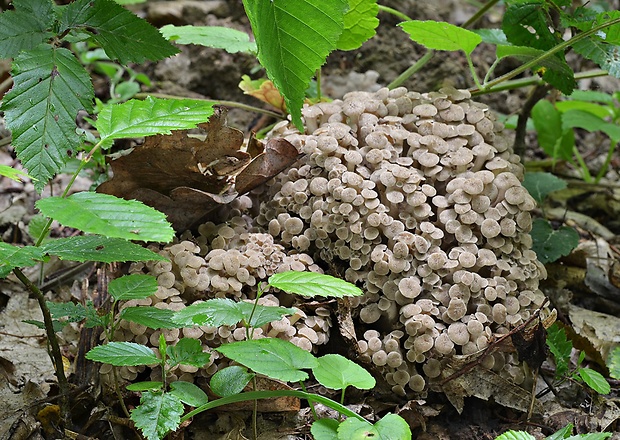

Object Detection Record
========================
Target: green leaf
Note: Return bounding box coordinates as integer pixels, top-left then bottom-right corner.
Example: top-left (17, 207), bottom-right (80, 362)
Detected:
top-left (546, 424), bottom-right (573, 440)
top-left (126, 381), bottom-right (163, 391)
top-left (0, 0), bottom-right (54, 59)
top-left (41, 235), bottom-right (167, 263)
top-left (2, 45), bottom-right (94, 191)
top-left (160, 25), bottom-right (257, 54)
top-left (337, 413), bottom-right (411, 440)
top-left (131, 391), bottom-right (184, 440)
top-left (236, 302), bottom-right (296, 328)
top-left (48, 301), bottom-right (90, 323)
top-left (531, 100), bottom-right (574, 161)
top-left (563, 433), bottom-right (612, 440)
top-left (120, 307), bottom-right (177, 329)
top-left (567, 90), bottom-right (614, 104)
top-left (398, 20), bottom-right (482, 55)
top-left (268, 271), bottom-right (363, 298)
top-left (0, 165), bottom-right (32, 183)
top-left (60, 0), bottom-right (179, 64)
top-left (244, 0), bottom-right (347, 131)
top-left (607, 346), bottom-right (620, 380)
top-left (313, 354), bottom-right (375, 391)
top-left (562, 109), bottom-right (620, 141)
top-left (554, 101), bottom-right (613, 119)
top-left (86, 341), bottom-right (159, 366)
top-left (210, 365), bottom-right (255, 397)
top-left (578, 367), bottom-right (611, 394)
top-left (169, 381), bottom-right (209, 407)
top-left (337, 0), bottom-right (379, 51)
top-left (473, 28), bottom-right (509, 45)
top-left (546, 323), bottom-right (572, 379)
top-left (531, 219), bottom-right (579, 264)
top-left (216, 338), bottom-right (318, 382)
top-left (109, 274), bottom-right (159, 301)
top-left (0, 243), bottom-right (44, 278)
top-left (95, 97), bottom-right (215, 147)
top-left (36, 192), bottom-right (174, 243)
top-left (494, 431), bottom-right (536, 440)
top-left (173, 298), bottom-right (238, 327)
top-left (311, 418), bottom-right (340, 440)
top-left (522, 172), bottom-right (567, 204)
top-left (166, 338), bottom-right (211, 368)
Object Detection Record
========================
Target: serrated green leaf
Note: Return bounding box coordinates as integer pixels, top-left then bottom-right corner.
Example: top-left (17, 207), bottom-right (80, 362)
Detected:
top-left (166, 338), bottom-right (211, 368)
top-left (313, 354), bottom-right (375, 391)
top-left (210, 365), bottom-right (255, 397)
top-left (236, 302), bottom-right (296, 328)
top-left (337, 413), bottom-right (410, 440)
top-left (607, 346), bottom-right (620, 380)
top-left (531, 219), bottom-right (579, 264)
top-left (95, 97), bottom-right (215, 147)
top-left (399, 20), bottom-right (482, 55)
top-left (578, 367), bottom-right (611, 394)
top-left (86, 341), bottom-right (159, 366)
top-left (160, 25), bottom-right (257, 54)
top-left (126, 381), bottom-right (163, 391)
top-left (2, 45), bottom-right (94, 191)
top-left (563, 433), bottom-right (612, 440)
top-left (311, 418), bottom-right (340, 440)
top-left (0, 0), bottom-right (54, 59)
top-left (0, 165), bottom-right (32, 182)
top-left (546, 423), bottom-right (573, 440)
top-left (173, 298), bottom-right (238, 327)
top-left (41, 235), bottom-right (167, 263)
top-left (546, 323), bottom-right (572, 379)
top-left (36, 192), bottom-right (174, 243)
top-left (109, 274), bottom-right (159, 301)
top-left (522, 172), bottom-right (567, 204)
top-left (494, 431), bottom-right (536, 440)
top-left (48, 301), bottom-right (90, 323)
top-left (473, 28), bottom-right (509, 45)
top-left (131, 391), bottom-right (184, 440)
top-left (24, 319), bottom-right (63, 332)
top-left (217, 338), bottom-right (318, 382)
top-left (337, 0), bottom-right (379, 51)
top-left (244, 0), bottom-right (347, 131)
top-left (268, 271), bottom-right (363, 298)
top-left (0, 243), bottom-right (44, 278)
top-left (562, 109), bottom-right (620, 141)
top-left (169, 381), bottom-right (209, 407)
top-left (60, 0), bottom-right (179, 64)
top-left (120, 307), bottom-right (177, 329)
top-left (531, 100), bottom-right (574, 161)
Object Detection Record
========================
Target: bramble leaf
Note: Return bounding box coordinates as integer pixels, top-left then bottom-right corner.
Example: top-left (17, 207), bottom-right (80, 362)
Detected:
top-left (313, 354), bottom-right (375, 391)
top-left (210, 365), bottom-right (254, 397)
top-left (399, 20), bottom-right (482, 55)
top-left (60, 0), bottom-right (178, 64)
top-left (268, 271), bottom-right (363, 298)
top-left (131, 391), bottom-right (183, 440)
top-left (169, 381), bottom-right (209, 407)
top-left (573, 38), bottom-right (620, 79)
top-left (337, 0), bottom-right (379, 51)
top-left (2, 45), bottom-right (94, 191)
top-left (120, 307), bottom-right (177, 329)
top-left (531, 219), bottom-right (579, 264)
top-left (0, 243), bottom-right (44, 278)
top-left (546, 323), bottom-right (572, 378)
top-left (337, 413), bottom-right (411, 440)
top-left (166, 338), bottom-right (211, 368)
top-left (86, 341), bottom-right (159, 366)
top-left (160, 25), bottom-right (257, 54)
top-left (522, 172), bottom-right (567, 204)
top-left (109, 274), bottom-right (159, 301)
top-left (243, 0), bottom-right (347, 131)
top-left (95, 97), bottom-right (215, 148)
top-left (0, 0), bottom-right (54, 59)
top-left (217, 338), bottom-right (318, 382)
top-left (36, 192), bottom-right (174, 243)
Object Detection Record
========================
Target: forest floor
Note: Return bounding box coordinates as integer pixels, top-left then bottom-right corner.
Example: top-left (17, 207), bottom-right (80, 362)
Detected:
top-left (2, 1), bottom-right (620, 439)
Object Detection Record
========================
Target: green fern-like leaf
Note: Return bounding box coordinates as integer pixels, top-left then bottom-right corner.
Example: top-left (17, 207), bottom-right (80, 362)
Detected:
top-left (2, 44), bottom-right (94, 191)
top-left (0, 0), bottom-right (54, 59)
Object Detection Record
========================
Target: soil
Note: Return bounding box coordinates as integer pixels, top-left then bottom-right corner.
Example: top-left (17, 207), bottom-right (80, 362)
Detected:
top-left (2, 1), bottom-right (620, 439)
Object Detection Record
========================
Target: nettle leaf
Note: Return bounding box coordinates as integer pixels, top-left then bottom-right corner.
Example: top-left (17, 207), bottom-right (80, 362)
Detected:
top-left (337, 413), bottom-right (411, 440)
top-left (216, 338), bottom-right (318, 382)
top-left (399, 20), bottom-right (482, 55)
top-left (210, 365), bottom-right (255, 397)
top-left (0, 165), bottom-right (32, 183)
top-left (578, 367), bottom-right (611, 394)
top-left (311, 419), bottom-right (340, 440)
top-left (337, 0), bottom-right (379, 51)
top-left (169, 381), bottom-right (209, 407)
top-left (60, 0), bottom-right (178, 64)
top-left (531, 100), bottom-right (574, 161)
top-left (0, 0), bottom-right (54, 59)
top-left (36, 192), bottom-right (174, 243)
top-left (522, 172), bottom-right (567, 204)
top-left (131, 391), bottom-right (184, 440)
top-left (0, 243), bottom-right (44, 278)
top-left (607, 346), bottom-right (620, 380)
top-left (166, 338), bottom-right (211, 368)
top-left (160, 25), bottom-right (257, 54)
top-left (86, 341), bottom-right (159, 366)
top-left (120, 307), bottom-right (177, 329)
top-left (546, 323), bottom-right (572, 378)
top-left (313, 354), bottom-right (375, 391)
top-left (574, 38), bottom-right (620, 79)
top-left (41, 235), bottom-right (167, 263)
top-left (109, 274), bottom-right (158, 301)
top-left (2, 45), bottom-right (94, 191)
top-left (531, 219), bottom-right (579, 264)
top-left (494, 432), bottom-right (536, 440)
top-left (95, 97), bottom-right (215, 147)
top-left (268, 271), bottom-right (363, 298)
top-left (244, 0), bottom-right (347, 131)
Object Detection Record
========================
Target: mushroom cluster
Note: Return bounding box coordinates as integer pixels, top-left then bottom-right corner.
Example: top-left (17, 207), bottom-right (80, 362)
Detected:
top-left (256, 86), bottom-right (547, 395)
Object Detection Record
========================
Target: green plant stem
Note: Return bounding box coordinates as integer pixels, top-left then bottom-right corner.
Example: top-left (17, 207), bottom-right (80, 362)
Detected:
top-left (377, 4), bottom-right (412, 22)
top-left (465, 53), bottom-right (482, 90)
top-left (595, 140), bottom-right (618, 183)
top-left (12, 267), bottom-right (69, 418)
top-left (388, 51), bottom-right (434, 89)
top-left (476, 18), bottom-right (620, 92)
top-left (461, 0), bottom-right (500, 28)
top-left (299, 381), bottom-right (318, 420)
top-left (134, 92), bottom-right (285, 120)
top-left (181, 390), bottom-right (368, 424)
top-left (573, 147), bottom-right (592, 182)
top-left (112, 366), bottom-right (131, 418)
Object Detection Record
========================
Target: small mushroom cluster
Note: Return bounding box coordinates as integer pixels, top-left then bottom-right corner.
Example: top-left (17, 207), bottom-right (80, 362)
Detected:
top-left (257, 86), bottom-right (547, 395)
